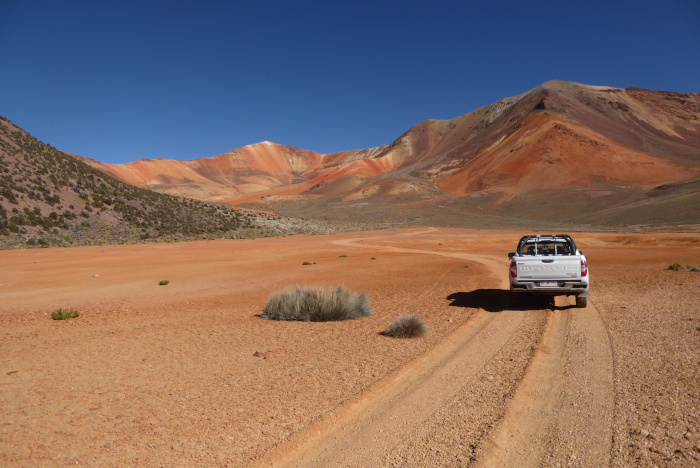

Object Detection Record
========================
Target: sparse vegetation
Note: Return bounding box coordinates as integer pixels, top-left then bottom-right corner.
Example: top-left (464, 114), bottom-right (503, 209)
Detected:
top-left (261, 285), bottom-right (372, 322)
top-left (159, 280), bottom-right (170, 285)
top-left (302, 261), bottom-right (313, 265)
top-left (384, 314), bottom-right (427, 338)
top-left (667, 263), bottom-right (698, 272)
top-left (51, 308), bottom-right (80, 320)
top-left (0, 116), bottom-right (330, 249)
top-left (339, 254), bottom-right (348, 257)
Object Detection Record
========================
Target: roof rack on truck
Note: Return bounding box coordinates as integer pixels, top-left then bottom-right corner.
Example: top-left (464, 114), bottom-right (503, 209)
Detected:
top-left (515, 234), bottom-right (578, 256)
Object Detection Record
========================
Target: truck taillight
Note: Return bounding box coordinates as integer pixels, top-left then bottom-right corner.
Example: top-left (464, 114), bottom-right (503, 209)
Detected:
top-left (510, 261), bottom-right (517, 278)
top-left (581, 259), bottom-right (588, 277)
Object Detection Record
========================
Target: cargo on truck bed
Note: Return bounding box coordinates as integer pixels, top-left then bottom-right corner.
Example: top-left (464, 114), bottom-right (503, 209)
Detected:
top-left (508, 234), bottom-right (589, 308)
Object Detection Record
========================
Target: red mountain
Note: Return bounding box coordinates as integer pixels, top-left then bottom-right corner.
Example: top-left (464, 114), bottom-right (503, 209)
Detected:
top-left (83, 81), bottom-right (700, 227)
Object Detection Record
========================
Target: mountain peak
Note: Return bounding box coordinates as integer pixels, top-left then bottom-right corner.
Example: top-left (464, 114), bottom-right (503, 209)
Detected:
top-left (537, 80), bottom-right (621, 93)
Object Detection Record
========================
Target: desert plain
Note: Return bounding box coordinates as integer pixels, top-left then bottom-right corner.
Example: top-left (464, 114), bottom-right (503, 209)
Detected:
top-left (1, 227), bottom-right (699, 467)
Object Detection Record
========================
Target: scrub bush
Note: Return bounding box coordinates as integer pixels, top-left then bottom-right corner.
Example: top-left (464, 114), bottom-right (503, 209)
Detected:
top-left (262, 285), bottom-right (372, 322)
top-left (51, 308), bottom-right (80, 320)
top-left (384, 315), bottom-right (427, 338)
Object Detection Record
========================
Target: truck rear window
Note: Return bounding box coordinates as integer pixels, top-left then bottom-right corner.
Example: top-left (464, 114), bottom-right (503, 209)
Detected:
top-left (522, 241), bottom-right (573, 256)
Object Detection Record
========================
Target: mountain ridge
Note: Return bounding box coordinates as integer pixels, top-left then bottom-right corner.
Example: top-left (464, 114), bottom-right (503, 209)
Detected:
top-left (83, 81), bottom-right (699, 209)
top-left (5, 80), bottom-right (699, 234)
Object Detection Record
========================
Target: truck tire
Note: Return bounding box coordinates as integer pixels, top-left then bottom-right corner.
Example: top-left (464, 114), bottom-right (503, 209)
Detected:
top-left (576, 295), bottom-right (588, 308)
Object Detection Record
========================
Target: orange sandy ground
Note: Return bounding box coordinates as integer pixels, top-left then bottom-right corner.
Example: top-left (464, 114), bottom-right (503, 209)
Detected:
top-left (1, 228), bottom-right (698, 466)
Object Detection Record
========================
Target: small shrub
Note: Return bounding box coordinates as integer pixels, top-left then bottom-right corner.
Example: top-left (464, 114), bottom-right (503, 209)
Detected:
top-left (261, 285), bottom-right (372, 322)
top-left (51, 308), bottom-right (80, 320)
top-left (668, 263), bottom-right (683, 271)
top-left (384, 315), bottom-right (427, 338)
top-left (339, 255), bottom-right (348, 258)
top-left (159, 280), bottom-right (170, 285)
top-left (302, 261), bottom-right (312, 265)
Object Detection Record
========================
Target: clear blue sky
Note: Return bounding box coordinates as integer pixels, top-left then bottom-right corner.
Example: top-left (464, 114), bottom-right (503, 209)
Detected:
top-left (2, 1), bottom-right (699, 164)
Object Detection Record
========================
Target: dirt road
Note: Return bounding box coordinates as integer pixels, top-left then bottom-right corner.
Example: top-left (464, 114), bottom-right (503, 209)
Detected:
top-left (2, 228), bottom-right (699, 466)
top-left (256, 231), bottom-right (614, 467)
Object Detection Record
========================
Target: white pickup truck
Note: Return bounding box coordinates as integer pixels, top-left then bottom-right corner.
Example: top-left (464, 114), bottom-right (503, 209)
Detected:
top-left (508, 234), bottom-right (589, 308)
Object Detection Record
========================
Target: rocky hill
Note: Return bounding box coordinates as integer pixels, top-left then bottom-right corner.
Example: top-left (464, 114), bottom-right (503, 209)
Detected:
top-left (82, 81), bottom-right (700, 230)
top-left (0, 118), bottom-right (330, 249)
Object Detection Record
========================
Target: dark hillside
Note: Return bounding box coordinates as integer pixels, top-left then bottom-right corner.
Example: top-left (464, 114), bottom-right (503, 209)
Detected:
top-left (0, 117), bottom-right (318, 248)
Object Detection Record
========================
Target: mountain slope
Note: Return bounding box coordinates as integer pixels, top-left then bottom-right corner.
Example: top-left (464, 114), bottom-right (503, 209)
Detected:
top-left (263, 82), bottom-right (699, 229)
top-left (372, 81), bottom-right (699, 196)
top-left (0, 118), bottom-right (326, 248)
top-left (27, 81), bottom-right (700, 229)
top-left (85, 81), bottom-right (699, 199)
top-left (83, 142), bottom-right (390, 205)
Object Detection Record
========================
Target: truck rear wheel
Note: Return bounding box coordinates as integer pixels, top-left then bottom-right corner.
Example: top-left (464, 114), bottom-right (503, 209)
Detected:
top-left (576, 295), bottom-right (588, 308)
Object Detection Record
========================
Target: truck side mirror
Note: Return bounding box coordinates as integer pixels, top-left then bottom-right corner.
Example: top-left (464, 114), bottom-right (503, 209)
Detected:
top-left (508, 252), bottom-right (515, 258)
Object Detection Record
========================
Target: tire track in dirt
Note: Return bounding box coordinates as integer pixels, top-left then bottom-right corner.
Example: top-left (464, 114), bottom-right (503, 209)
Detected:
top-left (340, 230), bottom-right (615, 465)
top-left (259, 310), bottom-right (536, 467)
top-left (475, 298), bottom-right (614, 467)
top-left (256, 229), bottom-right (614, 467)
top-left (254, 229), bottom-right (530, 467)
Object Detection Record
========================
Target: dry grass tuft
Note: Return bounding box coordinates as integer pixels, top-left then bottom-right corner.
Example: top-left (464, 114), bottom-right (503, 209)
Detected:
top-left (51, 308), bottom-right (80, 320)
top-left (261, 285), bottom-right (372, 322)
top-left (384, 314), bottom-right (427, 338)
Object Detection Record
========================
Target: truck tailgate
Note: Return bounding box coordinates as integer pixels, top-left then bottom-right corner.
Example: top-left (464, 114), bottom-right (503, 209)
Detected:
top-left (516, 257), bottom-right (581, 280)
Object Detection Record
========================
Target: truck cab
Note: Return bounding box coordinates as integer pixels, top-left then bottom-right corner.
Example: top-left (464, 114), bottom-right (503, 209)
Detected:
top-left (508, 234), bottom-right (589, 308)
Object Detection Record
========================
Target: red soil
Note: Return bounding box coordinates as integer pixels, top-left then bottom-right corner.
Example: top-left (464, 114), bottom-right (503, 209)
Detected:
top-left (2, 229), bottom-right (699, 466)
